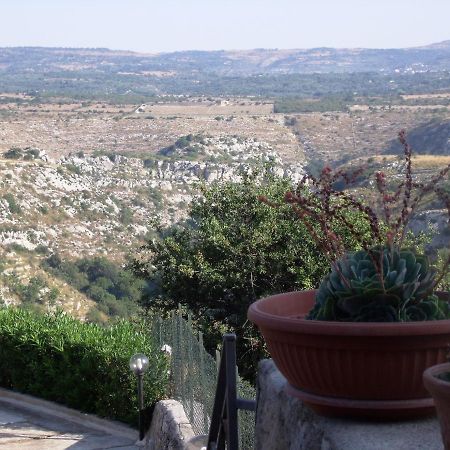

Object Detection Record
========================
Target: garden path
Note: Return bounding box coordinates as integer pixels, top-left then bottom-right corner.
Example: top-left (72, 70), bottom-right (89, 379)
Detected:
top-left (0, 399), bottom-right (140, 449)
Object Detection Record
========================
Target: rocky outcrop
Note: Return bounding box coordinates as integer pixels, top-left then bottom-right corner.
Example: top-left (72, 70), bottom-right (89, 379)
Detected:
top-left (0, 136), bottom-right (305, 258)
top-left (59, 135), bottom-right (306, 186)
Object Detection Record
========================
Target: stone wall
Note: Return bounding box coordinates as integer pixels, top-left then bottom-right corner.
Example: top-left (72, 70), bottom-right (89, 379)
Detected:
top-left (256, 359), bottom-right (443, 450)
top-left (146, 399), bottom-right (196, 450)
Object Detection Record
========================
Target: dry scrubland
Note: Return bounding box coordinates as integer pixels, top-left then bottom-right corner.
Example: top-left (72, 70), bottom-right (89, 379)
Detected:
top-left (289, 109), bottom-right (450, 163)
top-left (0, 98), bottom-right (291, 160)
top-left (0, 97), bottom-right (448, 317)
top-left (1, 97), bottom-right (447, 164)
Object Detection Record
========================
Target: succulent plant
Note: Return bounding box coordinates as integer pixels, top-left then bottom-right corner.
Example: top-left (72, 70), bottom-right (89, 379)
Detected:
top-left (308, 246), bottom-right (450, 322)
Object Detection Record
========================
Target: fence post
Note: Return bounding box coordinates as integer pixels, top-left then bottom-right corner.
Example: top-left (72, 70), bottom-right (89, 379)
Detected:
top-left (157, 315), bottom-right (163, 347)
top-left (199, 331), bottom-right (209, 434)
top-left (215, 349), bottom-right (221, 373)
top-left (170, 310), bottom-right (176, 346)
top-left (187, 313), bottom-right (195, 425)
top-left (177, 306), bottom-right (185, 404)
top-left (169, 310), bottom-right (177, 398)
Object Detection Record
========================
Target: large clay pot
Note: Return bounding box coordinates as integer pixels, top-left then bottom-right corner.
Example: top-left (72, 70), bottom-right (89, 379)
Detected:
top-left (424, 363), bottom-right (450, 449)
top-left (248, 290), bottom-right (450, 419)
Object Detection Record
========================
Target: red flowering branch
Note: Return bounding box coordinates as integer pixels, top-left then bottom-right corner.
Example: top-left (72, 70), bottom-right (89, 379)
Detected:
top-left (260, 131), bottom-right (450, 291)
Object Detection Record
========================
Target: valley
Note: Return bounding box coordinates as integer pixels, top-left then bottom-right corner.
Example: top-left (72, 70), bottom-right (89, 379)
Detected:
top-left (0, 44), bottom-right (449, 321)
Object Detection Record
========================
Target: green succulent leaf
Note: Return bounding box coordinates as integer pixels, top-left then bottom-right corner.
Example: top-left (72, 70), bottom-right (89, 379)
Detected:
top-left (308, 246), bottom-right (450, 322)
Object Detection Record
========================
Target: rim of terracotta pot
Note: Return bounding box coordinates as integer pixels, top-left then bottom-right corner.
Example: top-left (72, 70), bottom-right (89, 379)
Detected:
top-left (248, 290), bottom-right (450, 336)
top-left (423, 363), bottom-right (450, 388)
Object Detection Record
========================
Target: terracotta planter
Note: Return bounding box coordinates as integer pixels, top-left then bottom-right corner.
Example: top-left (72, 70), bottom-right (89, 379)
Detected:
top-left (248, 290), bottom-right (450, 419)
top-left (424, 363), bottom-right (450, 449)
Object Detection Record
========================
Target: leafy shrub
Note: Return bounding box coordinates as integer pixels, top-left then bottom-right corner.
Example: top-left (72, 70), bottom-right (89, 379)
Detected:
top-left (65, 164), bottom-right (82, 175)
top-left (5, 243), bottom-right (28, 253)
top-left (147, 187), bottom-right (164, 206)
top-left (4, 275), bottom-right (53, 306)
top-left (144, 158), bottom-right (157, 168)
top-left (0, 308), bottom-right (168, 425)
top-left (44, 255), bottom-right (146, 318)
top-left (284, 116), bottom-right (298, 126)
top-left (3, 193), bottom-right (21, 214)
top-left (158, 134), bottom-right (205, 160)
top-left (23, 148), bottom-right (40, 160)
top-left (34, 244), bottom-right (50, 255)
top-left (3, 147), bottom-right (22, 159)
top-left (119, 206), bottom-right (134, 225)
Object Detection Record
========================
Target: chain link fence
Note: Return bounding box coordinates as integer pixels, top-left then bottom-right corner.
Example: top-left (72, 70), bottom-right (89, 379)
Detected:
top-left (151, 307), bottom-right (255, 449)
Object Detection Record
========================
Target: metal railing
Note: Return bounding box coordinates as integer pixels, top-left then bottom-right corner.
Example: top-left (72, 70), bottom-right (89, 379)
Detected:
top-left (207, 334), bottom-right (256, 450)
top-left (151, 310), bottom-right (256, 449)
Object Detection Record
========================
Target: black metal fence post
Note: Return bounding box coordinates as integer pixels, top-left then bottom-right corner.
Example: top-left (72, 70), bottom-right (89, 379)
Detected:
top-left (207, 334), bottom-right (256, 450)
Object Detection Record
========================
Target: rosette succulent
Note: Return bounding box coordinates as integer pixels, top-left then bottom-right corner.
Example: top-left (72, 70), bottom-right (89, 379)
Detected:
top-left (308, 246), bottom-right (449, 322)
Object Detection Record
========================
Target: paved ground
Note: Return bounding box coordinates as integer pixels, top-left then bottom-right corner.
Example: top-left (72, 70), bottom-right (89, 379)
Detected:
top-left (0, 400), bottom-right (139, 449)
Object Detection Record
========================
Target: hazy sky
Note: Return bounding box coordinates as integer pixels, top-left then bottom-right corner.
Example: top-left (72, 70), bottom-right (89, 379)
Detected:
top-left (1, 0), bottom-right (449, 52)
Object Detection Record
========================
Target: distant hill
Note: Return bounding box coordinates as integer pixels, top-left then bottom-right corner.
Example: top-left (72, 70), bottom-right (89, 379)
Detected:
top-left (385, 120), bottom-right (450, 155)
top-left (0, 42), bottom-right (449, 99)
top-left (0, 41), bottom-right (449, 76)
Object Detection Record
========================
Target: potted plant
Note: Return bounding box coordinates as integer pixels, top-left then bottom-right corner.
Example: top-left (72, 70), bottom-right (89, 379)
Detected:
top-left (424, 363), bottom-right (450, 448)
top-left (248, 131), bottom-right (450, 419)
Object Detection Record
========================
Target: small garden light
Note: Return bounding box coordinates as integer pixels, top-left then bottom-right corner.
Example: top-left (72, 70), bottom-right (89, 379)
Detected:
top-left (129, 353), bottom-right (149, 441)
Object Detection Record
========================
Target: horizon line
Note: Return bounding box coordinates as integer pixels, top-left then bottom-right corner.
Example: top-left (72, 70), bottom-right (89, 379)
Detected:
top-left (1, 39), bottom-right (449, 55)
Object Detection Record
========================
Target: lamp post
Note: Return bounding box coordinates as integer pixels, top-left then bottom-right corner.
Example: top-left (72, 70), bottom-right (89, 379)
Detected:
top-left (129, 353), bottom-right (149, 441)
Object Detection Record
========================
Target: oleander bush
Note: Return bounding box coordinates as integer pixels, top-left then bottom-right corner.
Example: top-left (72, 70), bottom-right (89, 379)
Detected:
top-left (0, 308), bottom-right (168, 425)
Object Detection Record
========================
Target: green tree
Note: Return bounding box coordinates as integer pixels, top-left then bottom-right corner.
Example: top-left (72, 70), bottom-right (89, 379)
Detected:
top-left (134, 173), bottom-right (377, 379)
top-left (133, 174), bottom-right (339, 378)
top-left (3, 193), bottom-right (21, 214)
top-left (3, 148), bottom-right (22, 159)
top-left (119, 206), bottom-right (134, 225)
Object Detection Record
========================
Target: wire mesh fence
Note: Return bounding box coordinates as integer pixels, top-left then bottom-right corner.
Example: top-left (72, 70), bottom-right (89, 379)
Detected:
top-left (151, 307), bottom-right (255, 449)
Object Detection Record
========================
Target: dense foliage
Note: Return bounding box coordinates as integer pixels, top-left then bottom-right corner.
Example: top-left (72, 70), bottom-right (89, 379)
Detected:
top-left (133, 173), bottom-right (371, 378)
top-left (43, 255), bottom-right (146, 319)
top-left (0, 308), bottom-right (168, 425)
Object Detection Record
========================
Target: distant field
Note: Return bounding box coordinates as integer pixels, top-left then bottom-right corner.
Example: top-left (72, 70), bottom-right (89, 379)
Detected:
top-left (145, 102), bottom-right (273, 116)
top-left (371, 154), bottom-right (450, 168)
top-left (0, 92), bottom-right (33, 100)
top-left (410, 154), bottom-right (450, 168)
top-left (401, 93), bottom-right (450, 100)
top-left (0, 97), bottom-right (447, 166)
top-left (287, 108), bottom-right (450, 165)
top-left (350, 104), bottom-right (450, 112)
top-left (0, 99), bottom-right (274, 116)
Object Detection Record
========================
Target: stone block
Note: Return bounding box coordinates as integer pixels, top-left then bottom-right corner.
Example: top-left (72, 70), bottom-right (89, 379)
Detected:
top-left (146, 399), bottom-right (195, 450)
top-left (256, 359), bottom-right (443, 450)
